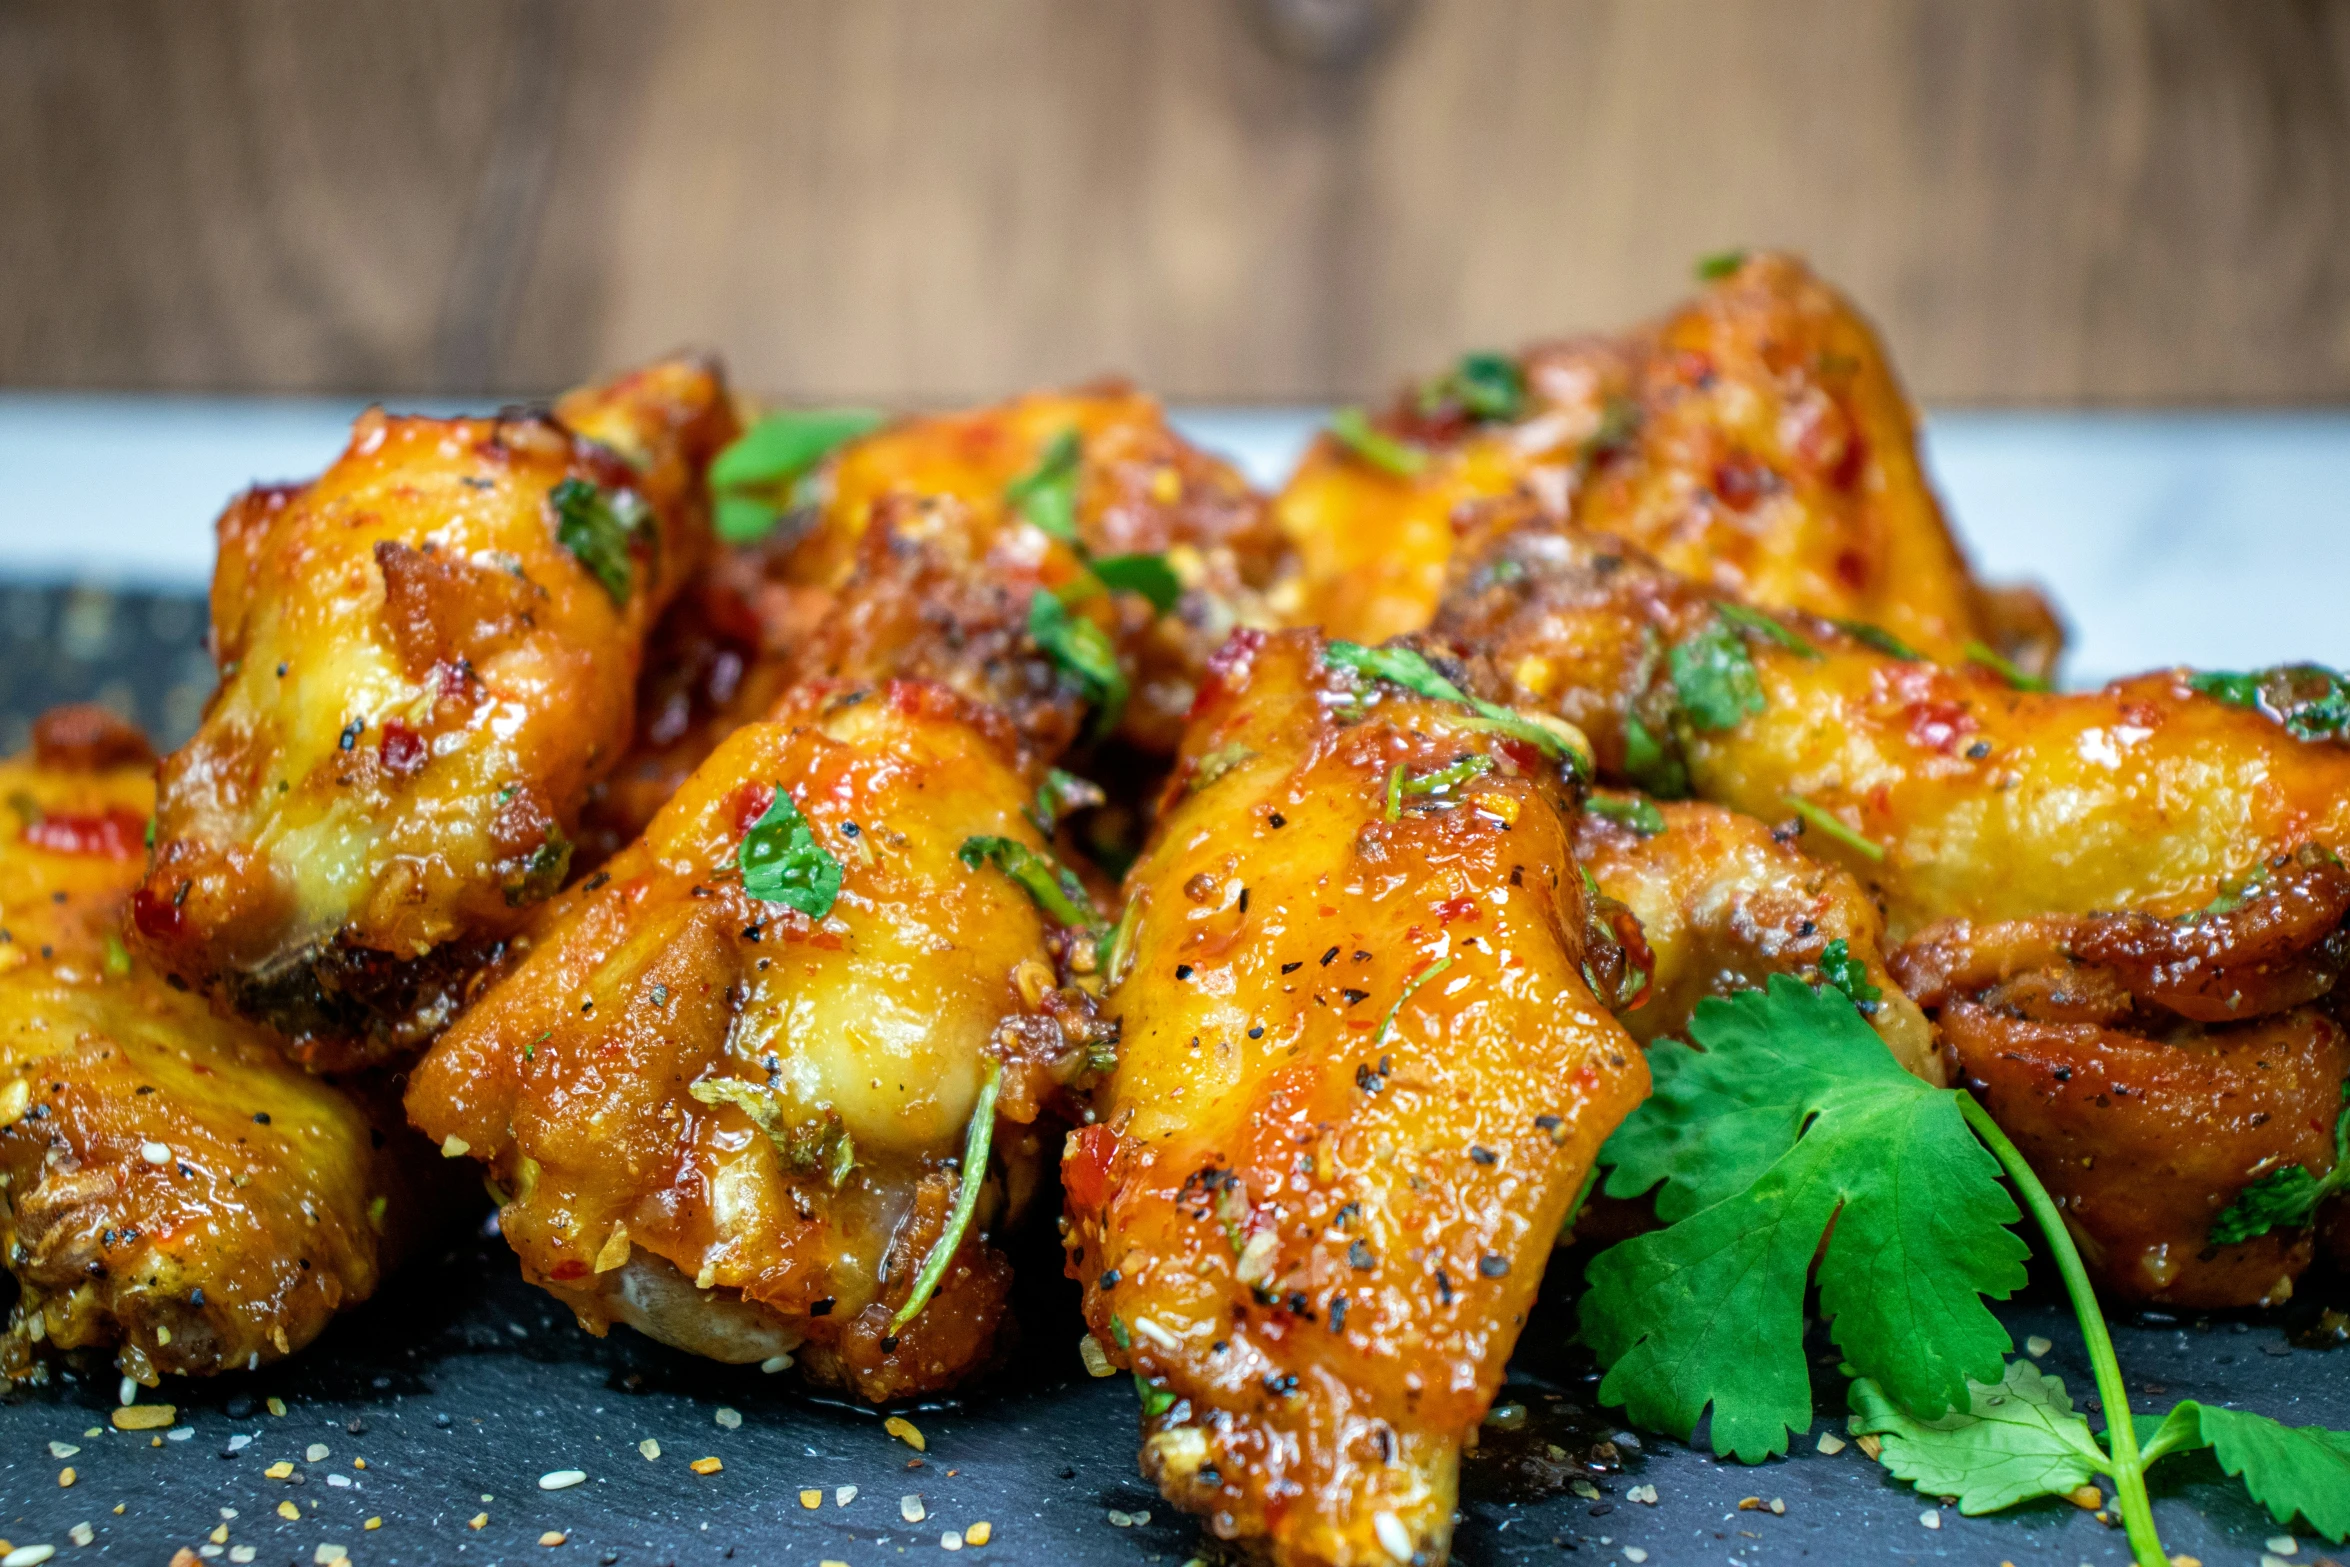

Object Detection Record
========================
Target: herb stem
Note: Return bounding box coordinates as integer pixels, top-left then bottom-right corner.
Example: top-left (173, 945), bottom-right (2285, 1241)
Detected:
top-left (1955, 1094), bottom-right (2166, 1567)
top-left (892, 1057), bottom-right (1003, 1333)
top-left (1781, 792), bottom-right (1886, 862)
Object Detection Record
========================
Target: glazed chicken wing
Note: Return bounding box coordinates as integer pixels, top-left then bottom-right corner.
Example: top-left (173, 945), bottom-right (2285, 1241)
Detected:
top-left (134, 359), bottom-right (735, 1066)
top-left (1439, 518), bottom-right (2350, 1301)
top-left (1061, 630), bottom-right (1647, 1567)
top-left (0, 709), bottom-right (425, 1384)
top-left (1279, 252), bottom-right (2059, 674)
top-left (406, 680), bottom-right (1112, 1400)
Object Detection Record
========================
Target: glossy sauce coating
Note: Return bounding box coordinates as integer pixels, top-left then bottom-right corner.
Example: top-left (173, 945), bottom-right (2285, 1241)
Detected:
top-left (0, 711), bottom-right (419, 1383)
top-left (407, 681), bottom-right (1107, 1400)
top-left (135, 359), bottom-right (734, 1065)
top-left (1278, 253), bottom-right (2055, 670)
top-left (1063, 630), bottom-right (1647, 1567)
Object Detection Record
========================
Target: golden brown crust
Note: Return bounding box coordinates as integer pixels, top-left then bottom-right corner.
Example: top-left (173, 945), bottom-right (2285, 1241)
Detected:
top-left (1063, 629), bottom-right (1648, 1567)
top-left (406, 679), bottom-right (1108, 1402)
top-left (132, 358), bottom-right (736, 1066)
top-left (0, 738), bottom-right (426, 1382)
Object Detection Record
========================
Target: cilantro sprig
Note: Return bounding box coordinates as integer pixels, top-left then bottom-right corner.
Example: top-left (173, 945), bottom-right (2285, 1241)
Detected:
top-left (738, 788), bottom-right (843, 920)
top-left (1029, 591), bottom-right (1127, 736)
top-left (2208, 1080), bottom-right (2349, 1244)
top-left (958, 834), bottom-right (1102, 937)
top-left (551, 477), bottom-right (653, 603)
top-left (709, 408), bottom-right (886, 543)
top-left (1323, 641), bottom-right (1592, 777)
top-left (1583, 973), bottom-right (2350, 1562)
top-left (1007, 428), bottom-right (1084, 543)
top-left (2190, 662), bottom-right (2350, 742)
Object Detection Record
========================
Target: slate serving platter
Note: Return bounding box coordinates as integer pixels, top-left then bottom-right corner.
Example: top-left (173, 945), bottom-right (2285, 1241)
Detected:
top-left (0, 583), bottom-right (2342, 1567)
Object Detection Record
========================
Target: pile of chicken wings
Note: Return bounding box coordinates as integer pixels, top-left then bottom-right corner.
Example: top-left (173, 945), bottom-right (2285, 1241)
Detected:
top-left (3, 254), bottom-right (2342, 1567)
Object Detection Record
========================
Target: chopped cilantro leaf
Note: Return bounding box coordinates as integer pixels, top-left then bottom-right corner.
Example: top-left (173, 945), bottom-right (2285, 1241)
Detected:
top-left (1621, 712), bottom-right (1690, 799)
top-left (1849, 1359), bottom-right (2108, 1515)
top-left (1586, 793), bottom-right (1666, 836)
top-left (2208, 1080), bottom-right (2348, 1244)
top-left (708, 407), bottom-right (885, 542)
top-left (1323, 641), bottom-right (1590, 775)
top-left (1327, 407), bottom-right (1429, 478)
top-left (1028, 590), bottom-right (1128, 734)
top-left (1834, 619), bottom-right (1925, 661)
top-left (1423, 352), bottom-right (1527, 423)
top-left (2189, 662), bottom-right (2350, 742)
top-left (1007, 427), bottom-right (1084, 543)
top-left (506, 829), bottom-right (573, 907)
top-left (958, 834), bottom-right (1101, 934)
top-left (1815, 936), bottom-right (1883, 1009)
top-left (738, 788), bottom-right (843, 920)
top-left (1716, 601), bottom-right (1820, 658)
top-left (2141, 1403), bottom-right (2350, 1542)
top-left (1585, 975), bottom-right (2024, 1460)
top-left (1668, 617), bottom-right (1766, 730)
top-left (1134, 1372), bottom-right (1178, 1418)
top-left (551, 477), bottom-right (650, 604)
top-left (1964, 640), bottom-right (2052, 693)
top-left (1089, 552), bottom-right (1182, 612)
top-left (1025, 767), bottom-right (1106, 837)
top-left (1696, 248), bottom-right (1748, 281)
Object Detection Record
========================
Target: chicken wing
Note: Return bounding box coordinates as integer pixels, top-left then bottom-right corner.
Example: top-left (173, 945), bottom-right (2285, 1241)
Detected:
top-left (405, 680), bottom-right (1112, 1400)
top-left (1061, 629), bottom-right (1647, 1567)
top-left (1278, 252), bottom-right (2060, 674)
top-left (1438, 518), bottom-right (2350, 1300)
top-left (1577, 796), bottom-right (1936, 1080)
top-left (0, 708), bottom-right (426, 1383)
top-left (133, 359), bottom-right (736, 1067)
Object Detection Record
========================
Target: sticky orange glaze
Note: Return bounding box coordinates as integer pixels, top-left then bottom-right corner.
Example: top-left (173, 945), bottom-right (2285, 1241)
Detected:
top-left (0, 710), bottom-right (423, 1383)
top-left (1277, 252), bottom-right (2056, 670)
top-left (134, 359), bottom-right (735, 1065)
top-left (783, 384), bottom-right (1292, 753)
top-left (407, 680), bottom-right (1111, 1401)
top-left (1063, 630), bottom-right (1647, 1567)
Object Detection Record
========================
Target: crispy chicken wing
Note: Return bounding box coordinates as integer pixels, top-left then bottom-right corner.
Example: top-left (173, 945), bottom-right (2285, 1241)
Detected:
top-left (406, 680), bottom-right (1111, 1400)
top-left (1577, 796), bottom-right (1936, 1079)
top-left (1061, 630), bottom-right (1647, 1567)
top-left (0, 709), bottom-right (425, 1383)
top-left (1279, 253), bottom-right (2059, 673)
top-left (1438, 519), bottom-right (2350, 1300)
top-left (133, 359), bottom-right (735, 1067)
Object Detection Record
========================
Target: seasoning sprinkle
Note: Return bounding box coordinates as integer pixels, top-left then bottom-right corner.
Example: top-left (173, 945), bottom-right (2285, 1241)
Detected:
top-left (714, 1406), bottom-right (742, 1430)
top-left (884, 1415), bottom-right (926, 1451)
top-left (281, 1502), bottom-right (304, 1521)
top-left (836, 1485), bottom-right (857, 1506)
top-left (538, 1469), bottom-right (587, 1490)
top-left (799, 1489), bottom-right (822, 1509)
top-left (901, 1495), bottom-right (927, 1523)
top-left (965, 1521), bottom-right (992, 1546)
top-left (539, 1532), bottom-right (567, 1548)
top-left (638, 1438), bottom-right (660, 1460)
top-left (690, 1457), bottom-right (723, 1476)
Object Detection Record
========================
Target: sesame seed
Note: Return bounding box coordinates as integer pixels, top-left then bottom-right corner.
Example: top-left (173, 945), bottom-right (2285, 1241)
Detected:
top-left (139, 1141), bottom-right (170, 1165)
top-left (539, 1532), bottom-right (567, 1548)
top-left (1373, 1512), bottom-right (1412, 1559)
top-left (1, 1548), bottom-right (55, 1567)
top-left (538, 1470), bottom-right (587, 1490)
top-left (760, 1354), bottom-right (792, 1373)
top-left (714, 1406), bottom-right (742, 1430)
top-left (2025, 1334), bottom-right (2053, 1357)
top-left (1918, 1509), bottom-right (1940, 1529)
top-left (306, 1443), bottom-right (329, 1462)
top-left (939, 1532), bottom-right (962, 1552)
top-left (64, 1528), bottom-right (90, 1549)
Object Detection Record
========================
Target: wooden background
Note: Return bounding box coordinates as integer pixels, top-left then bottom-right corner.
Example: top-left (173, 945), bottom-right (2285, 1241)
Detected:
top-left (5, 0), bottom-right (2350, 405)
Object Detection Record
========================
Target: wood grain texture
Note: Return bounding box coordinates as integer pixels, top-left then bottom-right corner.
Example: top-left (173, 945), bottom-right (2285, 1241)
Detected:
top-left (4, 0), bottom-right (2348, 403)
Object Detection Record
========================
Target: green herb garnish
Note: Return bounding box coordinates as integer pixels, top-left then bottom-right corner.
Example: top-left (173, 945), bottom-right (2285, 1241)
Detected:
top-left (1025, 768), bottom-right (1106, 837)
top-left (1585, 973), bottom-right (2350, 1562)
top-left (689, 1078), bottom-right (856, 1188)
top-left (958, 835), bottom-right (1101, 934)
top-left (1696, 248), bottom-right (1748, 281)
top-left (1386, 753), bottom-right (1496, 818)
top-left (551, 477), bottom-right (651, 604)
top-left (1814, 936), bottom-right (1882, 1009)
top-left (1134, 1372), bottom-right (1177, 1418)
top-left (1089, 552), bottom-right (1182, 613)
top-left (708, 408), bottom-right (885, 543)
top-left (1007, 428), bottom-right (1084, 543)
top-left (1323, 641), bottom-right (1588, 775)
top-left (2190, 663), bottom-right (2350, 742)
top-left (1620, 713), bottom-right (1689, 800)
top-left (1668, 617), bottom-right (1766, 731)
top-left (2208, 1081), bottom-right (2348, 1245)
top-left (1964, 640), bottom-right (2051, 693)
top-left (891, 1057), bottom-right (1002, 1332)
top-left (1716, 601), bottom-right (1820, 658)
top-left (738, 789), bottom-right (843, 920)
top-left (1327, 408), bottom-right (1428, 478)
top-left (1585, 793), bottom-right (1666, 836)
top-left (1422, 352), bottom-right (1526, 423)
top-left (1834, 619), bottom-right (1925, 661)
top-left (1028, 591), bottom-right (1128, 735)
top-left (1782, 792), bottom-right (1885, 862)
top-left (506, 829), bottom-right (573, 907)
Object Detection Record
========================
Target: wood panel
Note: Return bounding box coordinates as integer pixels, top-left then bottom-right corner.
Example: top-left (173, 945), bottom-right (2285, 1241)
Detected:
top-left (3, 0), bottom-right (2348, 403)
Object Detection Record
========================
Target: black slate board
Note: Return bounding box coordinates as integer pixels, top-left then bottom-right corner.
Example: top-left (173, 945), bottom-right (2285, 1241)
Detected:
top-left (1, 582), bottom-right (2343, 1567)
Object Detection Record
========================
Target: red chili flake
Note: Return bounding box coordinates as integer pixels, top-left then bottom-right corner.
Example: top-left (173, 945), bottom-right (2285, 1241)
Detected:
top-left (1436, 896), bottom-right (1480, 925)
top-left (548, 1259), bottom-right (589, 1282)
top-left (1903, 699), bottom-right (1977, 756)
top-left (729, 782), bottom-right (777, 836)
top-left (130, 883), bottom-right (185, 940)
top-left (1062, 1124), bottom-right (1120, 1214)
top-left (25, 809), bottom-right (147, 859)
top-left (379, 721), bottom-right (428, 778)
top-left (1711, 453), bottom-right (1769, 512)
